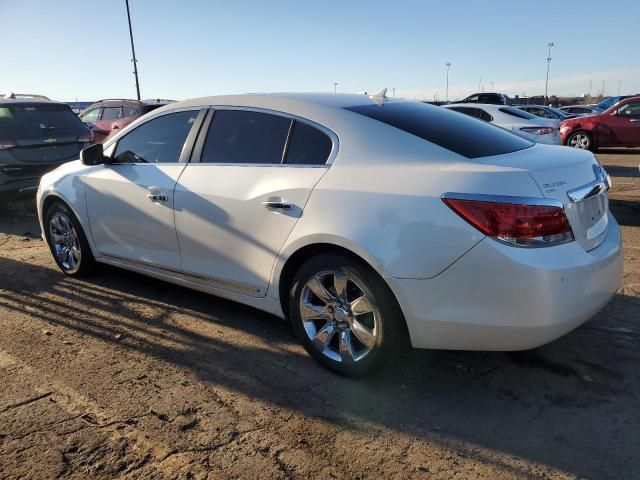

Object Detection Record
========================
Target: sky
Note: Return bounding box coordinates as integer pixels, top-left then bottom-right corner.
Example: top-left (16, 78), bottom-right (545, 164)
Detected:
top-left (2, 0), bottom-right (639, 102)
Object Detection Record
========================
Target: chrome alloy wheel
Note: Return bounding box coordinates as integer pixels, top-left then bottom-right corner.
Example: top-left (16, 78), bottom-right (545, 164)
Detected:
top-left (569, 132), bottom-right (590, 149)
top-left (299, 270), bottom-right (381, 364)
top-left (49, 212), bottom-right (82, 271)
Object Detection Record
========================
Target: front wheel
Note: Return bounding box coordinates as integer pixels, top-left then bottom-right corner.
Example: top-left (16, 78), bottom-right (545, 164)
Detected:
top-left (567, 131), bottom-right (593, 150)
top-left (289, 254), bottom-right (407, 376)
top-left (45, 201), bottom-right (95, 276)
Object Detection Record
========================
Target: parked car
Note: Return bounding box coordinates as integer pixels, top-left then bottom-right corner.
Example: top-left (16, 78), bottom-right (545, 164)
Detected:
top-left (560, 96), bottom-right (640, 150)
top-left (558, 105), bottom-right (602, 117)
top-left (516, 105), bottom-right (575, 120)
top-left (595, 95), bottom-right (637, 111)
top-left (443, 103), bottom-right (560, 144)
top-left (0, 96), bottom-right (92, 201)
top-left (37, 93), bottom-right (622, 375)
top-left (458, 92), bottom-right (510, 105)
top-left (78, 98), bottom-right (172, 143)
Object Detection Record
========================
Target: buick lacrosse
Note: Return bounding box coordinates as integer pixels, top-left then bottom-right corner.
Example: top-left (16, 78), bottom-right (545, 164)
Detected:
top-left (37, 93), bottom-right (623, 375)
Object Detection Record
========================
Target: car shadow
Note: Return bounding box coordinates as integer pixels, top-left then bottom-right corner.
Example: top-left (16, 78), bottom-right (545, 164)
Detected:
top-left (0, 254), bottom-right (638, 479)
top-left (603, 165), bottom-right (639, 178)
top-left (609, 198), bottom-right (640, 227)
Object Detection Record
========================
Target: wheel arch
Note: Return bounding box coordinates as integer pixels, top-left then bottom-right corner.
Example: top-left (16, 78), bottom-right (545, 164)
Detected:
top-left (274, 239), bottom-right (403, 322)
top-left (40, 192), bottom-right (96, 256)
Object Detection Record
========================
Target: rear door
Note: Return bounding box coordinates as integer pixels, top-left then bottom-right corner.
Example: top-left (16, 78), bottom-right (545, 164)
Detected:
top-left (174, 108), bottom-right (335, 297)
top-left (85, 109), bottom-right (205, 271)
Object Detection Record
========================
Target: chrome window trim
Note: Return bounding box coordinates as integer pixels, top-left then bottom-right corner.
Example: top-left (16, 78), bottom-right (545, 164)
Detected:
top-left (192, 105), bottom-right (339, 167)
top-left (441, 192), bottom-right (564, 209)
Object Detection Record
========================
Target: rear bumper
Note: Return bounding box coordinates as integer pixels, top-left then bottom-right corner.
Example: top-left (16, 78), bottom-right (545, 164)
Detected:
top-left (389, 217), bottom-right (623, 350)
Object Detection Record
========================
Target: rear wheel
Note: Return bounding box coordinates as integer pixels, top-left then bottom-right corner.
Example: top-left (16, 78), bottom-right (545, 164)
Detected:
top-left (289, 254), bottom-right (407, 376)
top-left (45, 201), bottom-right (95, 276)
top-left (567, 131), bottom-right (593, 151)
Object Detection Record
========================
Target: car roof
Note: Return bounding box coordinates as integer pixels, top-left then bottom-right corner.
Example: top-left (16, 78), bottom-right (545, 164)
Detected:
top-left (0, 97), bottom-right (66, 107)
top-left (153, 92), bottom-right (405, 114)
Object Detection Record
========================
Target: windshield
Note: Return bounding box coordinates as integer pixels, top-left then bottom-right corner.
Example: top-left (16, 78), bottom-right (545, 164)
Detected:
top-left (0, 103), bottom-right (88, 142)
top-left (345, 102), bottom-right (532, 159)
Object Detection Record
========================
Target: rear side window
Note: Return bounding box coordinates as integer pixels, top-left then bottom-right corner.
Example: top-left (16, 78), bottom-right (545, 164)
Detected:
top-left (201, 110), bottom-right (291, 164)
top-left (498, 107), bottom-right (537, 120)
top-left (345, 102), bottom-right (532, 159)
top-left (0, 104), bottom-right (88, 142)
top-left (113, 111), bottom-right (197, 164)
top-left (285, 121), bottom-right (332, 165)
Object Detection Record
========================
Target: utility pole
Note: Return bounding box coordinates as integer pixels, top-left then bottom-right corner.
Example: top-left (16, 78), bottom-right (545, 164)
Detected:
top-left (478, 76), bottom-right (482, 91)
top-left (445, 62), bottom-right (451, 103)
top-left (392, 87), bottom-right (395, 98)
top-left (544, 42), bottom-right (554, 104)
top-left (125, 0), bottom-right (141, 100)
top-left (589, 79), bottom-right (592, 97)
top-left (602, 80), bottom-right (605, 97)
top-left (333, 82), bottom-right (338, 94)
top-left (491, 81), bottom-right (494, 93)
top-left (618, 80), bottom-right (622, 96)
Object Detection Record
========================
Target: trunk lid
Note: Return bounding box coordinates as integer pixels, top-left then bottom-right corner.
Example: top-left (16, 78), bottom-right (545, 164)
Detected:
top-left (476, 144), bottom-right (610, 251)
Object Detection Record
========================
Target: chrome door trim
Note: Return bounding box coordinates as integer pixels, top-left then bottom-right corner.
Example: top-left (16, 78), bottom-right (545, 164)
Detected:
top-left (99, 253), bottom-right (263, 295)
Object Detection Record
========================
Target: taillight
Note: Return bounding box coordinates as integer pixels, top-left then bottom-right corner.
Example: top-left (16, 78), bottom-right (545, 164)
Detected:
top-left (520, 126), bottom-right (554, 135)
top-left (442, 195), bottom-right (574, 247)
top-left (0, 139), bottom-right (17, 150)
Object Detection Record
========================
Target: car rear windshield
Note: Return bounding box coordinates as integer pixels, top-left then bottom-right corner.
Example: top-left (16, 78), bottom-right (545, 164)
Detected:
top-left (0, 103), bottom-right (88, 142)
top-left (345, 102), bottom-right (532, 159)
top-left (498, 107), bottom-right (537, 120)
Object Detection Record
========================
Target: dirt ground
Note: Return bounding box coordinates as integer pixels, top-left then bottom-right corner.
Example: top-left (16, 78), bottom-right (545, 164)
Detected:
top-left (0, 150), bottom-right (638, 480)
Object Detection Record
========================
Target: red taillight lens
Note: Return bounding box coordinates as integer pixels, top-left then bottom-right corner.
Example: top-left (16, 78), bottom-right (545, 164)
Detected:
top-left (443, 197), bottom-right (574, 247)
top-left (0, 139), bottom-right (17, 150)
top-left (520, 127), bottom-right (554, 135)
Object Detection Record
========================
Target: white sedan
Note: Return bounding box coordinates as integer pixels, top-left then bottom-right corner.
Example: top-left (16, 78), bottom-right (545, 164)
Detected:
top-left (37, 93), bottom-right (622, 375)
top-left (443, 103), bottom-right (561, 144)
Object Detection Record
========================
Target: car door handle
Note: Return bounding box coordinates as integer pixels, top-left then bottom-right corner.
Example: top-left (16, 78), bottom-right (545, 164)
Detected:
top-left (147, 194), bottom-right (168, 202)
top-left (262, 201), bottom-right (293, 210)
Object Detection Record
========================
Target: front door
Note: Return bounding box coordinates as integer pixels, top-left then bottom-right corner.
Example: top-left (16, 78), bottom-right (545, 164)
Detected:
top-left (610, 101), bottom-right (640, 146)
top-left (174, 108), bottom-right (335, 297)
top-left (85, 109), bottom-right (202, 271)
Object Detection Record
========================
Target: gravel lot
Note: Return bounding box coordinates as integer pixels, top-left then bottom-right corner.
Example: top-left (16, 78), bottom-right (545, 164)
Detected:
top-left (0, 150), bottom-right (638, 479)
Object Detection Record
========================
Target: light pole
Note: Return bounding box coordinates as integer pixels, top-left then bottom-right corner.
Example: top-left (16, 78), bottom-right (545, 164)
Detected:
top-left (445, 62), bottom-right (451, 103)
top-left (333, 82), bottom-right (338, 94)
top-left (544, 42), bottom-right (554, 104)
top-left (125, 0), bottom-right (141, 100)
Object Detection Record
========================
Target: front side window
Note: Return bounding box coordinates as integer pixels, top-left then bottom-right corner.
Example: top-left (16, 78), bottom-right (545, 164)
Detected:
top-left (201, 110), bottom-right (291, 164)
top-left (81, 107), bottom-right (100, 123)
top-left (346, 102), bottom-right (532, 159)
top-left (617, 102), bottom-right (640, 118)
top-left (284, 121), bottom-right (332, 165)
top-left (122, 106), bottom-right (137, 117)
top-left (113, 111), bottom-right (197, 164)
top-left (101, 107), bottom-right (122, 121)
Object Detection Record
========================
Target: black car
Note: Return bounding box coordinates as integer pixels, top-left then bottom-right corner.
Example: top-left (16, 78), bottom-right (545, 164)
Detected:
top-left (0, 98), bottom-right (92, 201)
top-left (459, 92), bottom-right (510, 105)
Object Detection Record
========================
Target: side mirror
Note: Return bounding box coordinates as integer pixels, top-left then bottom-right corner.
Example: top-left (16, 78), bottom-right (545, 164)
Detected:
top-left (80, 143), bottom-right (106, 166)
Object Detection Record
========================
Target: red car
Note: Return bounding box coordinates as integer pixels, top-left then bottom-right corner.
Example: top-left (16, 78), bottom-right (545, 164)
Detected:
top-left (78, 99), bottom-right (172, 143)
top-left (560, 96), bottom-right (640, 150)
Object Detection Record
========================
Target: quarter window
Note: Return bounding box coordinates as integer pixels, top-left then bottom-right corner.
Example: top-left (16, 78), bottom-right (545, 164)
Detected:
top-left (113, 111), bottom-right (197, 164)
top-left (285, 121), bottom-right (332, 165)
top-left (201, 110), bottom-right (291, 164)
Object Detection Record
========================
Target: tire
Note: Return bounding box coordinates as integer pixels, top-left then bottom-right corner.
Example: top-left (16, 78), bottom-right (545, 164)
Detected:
top-left (289, 253), bottom-right (408, 376)
top-left (44, 201), bottom-right (95, 276)
top-left (566, 131), bottom-right (594, 151)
